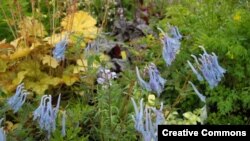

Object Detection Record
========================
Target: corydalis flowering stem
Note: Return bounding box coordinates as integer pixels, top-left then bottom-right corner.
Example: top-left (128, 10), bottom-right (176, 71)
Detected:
top-left (131, 98), bottom-right (144, 132)
top-left (33, 94), bottom-right (61, 137)
top-left (188, 46), bottom-right (226, 88)
top-left (53, 37), bottom-right (68, 62)
top-left (136, 63), bottom-right (166, 97)
top-left (169, 26), bottom-right (182, 40)
top-left (8, 83), bottom-right (29, 113)
top-left (148, 63), bottom-right (166, 97)
top-left (188, 81), bottom-right (206, 103)
top-left (0, 118), bottom-right (6, 141)
top-left (136, 67), bottom-right (151, 91)
top-left (188, 81), bottom-right (207, 124)
top-left (131, 98), bottom-right (165, 141)
top-left (151, 102), bottom-right (165, 126)
top-left (159, 26), bottom-right (182, 66)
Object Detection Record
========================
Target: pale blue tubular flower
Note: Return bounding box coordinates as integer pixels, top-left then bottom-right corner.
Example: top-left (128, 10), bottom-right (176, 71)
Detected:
top-left (187, 60), bottom-right (203, 81)
top-left (188, 81), bottom-right (206, 103)
top-left (131, 98), bottom-right (164, 141)
top-left (188, 46), bottom-right (226, 88)
top-left (61, 111), bottom-right (66, 137)
top-left (8, 83), bottom-right (29, 113)
top-left (151, 102), bottom-right (165, 127)
top-left (169, 26), bottom-right (182, 40)
top-left (131, 98), bottom-right (144, 132)
top-left (148, 65), bottom-right (166, 97)
top-left (136, 67), bottom-right (152, 91)
top-left (142, 107), bottom-right (156, 141)
top-left (158, 25), bottom-right (182, 66)
top-left (162, 36), bottom-right (181, 66)
top-left (33, 94), bottom-right (61, 137)
top-left (53, 37), bottom-right (68, 62)
top-left (136, 63), bottom-right (166, 97)
top-left (211, 52), bottom-right (226, 79)
top-left (0, 118), bottom-right (6, 141)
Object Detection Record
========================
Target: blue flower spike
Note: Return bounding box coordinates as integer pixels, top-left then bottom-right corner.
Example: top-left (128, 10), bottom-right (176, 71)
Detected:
top-left (8, 83), bottom-right (29, 113)
top-left (188, 81), bottom-right (206, 103)
top-left (136, 63), bottom-right (166, 97)
top-left (53, 36), bottom-right (68, 62)
top-left (33, 94), bottom-right (61, 138)
top-left (188, 46), bottom-right (226, 88)
top-left (158, 25), bottom-right (182, 66)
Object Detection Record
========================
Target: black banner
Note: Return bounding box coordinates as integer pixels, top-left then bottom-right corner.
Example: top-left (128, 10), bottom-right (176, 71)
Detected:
top-left (158, 125), bottom-right (250, 139)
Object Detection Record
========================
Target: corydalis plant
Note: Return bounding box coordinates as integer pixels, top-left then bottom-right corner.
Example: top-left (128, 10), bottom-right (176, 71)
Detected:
top-left (187, 46), bottom-right (226, 88)
top-left (188, 81), bottom-right (207, 124)
top-left (131, 98), bottom-right (165, 141)
top-left (136, 63), bottom-right (166, 97)
top-left (8, 83), bottom-right (29, 113)
top-left (0, 118), bottom-right (6, 141)
top-left (53, 37), bottom-right (68, 62)
top-left (158, 25), bottom-right (182, 66)
top-left (33, 94), bottom-right (61, 137)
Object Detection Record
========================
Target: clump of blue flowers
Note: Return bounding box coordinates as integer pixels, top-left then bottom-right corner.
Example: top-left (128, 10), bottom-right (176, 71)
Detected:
top-left (0, 118), bottom-right (6, 141)
top-left (8, 83), bottom-right (29, 113)
top-left (33, 94), bottom-right (61, 137)
top-left (158, 25), bottom-right (182, 66)
top-left (187, 46), bottom-right (226, 88)
top-left (131, 98), bottom-right (165, 141)
top-left (53, 37), bottom-right (68, 62)
top-left (136, 63), bottom-right (166, 97)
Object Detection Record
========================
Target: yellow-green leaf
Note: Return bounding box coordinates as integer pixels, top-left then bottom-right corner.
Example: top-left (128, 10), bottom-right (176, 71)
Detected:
top-left (0, 60), bottom-right (7, 72)
top-left (42, 55), bottom-right (59, 68)
top-left (61, 11), bottom-right (98, 40)
top-left (62, 75), bottom-right (78, 86)
top-left (12, 71), bottom-right (28, 85)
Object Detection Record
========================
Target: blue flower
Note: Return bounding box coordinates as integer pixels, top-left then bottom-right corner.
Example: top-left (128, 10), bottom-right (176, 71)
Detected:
top-left (187, 46), bottom-right (226, 88)
top-left (169, 26), bottom-right (182, 40)
top-left (53, 38), bottom-right (68, 62)
top-left (188, 81), bottom-right (206, 103)
top-left (131, 98), bottom-right (144, 132)
top-left (136, 63), bottom-right (166, 97)
top-left (33, 94), bottom-right (61, 137)
top-left (151, 102), bottom-right (165, 127)
top-left (159, 25), bottom-right (182, 66)
top-left (188, 81), bottom-right (207, 124)
top-left (143, 107), bottom-right (156, 141)
top-left (162, 36), bottom-right (181, 66)
top-left (0, 118), bottom-right (6, 141)
top-left (136, 67), bottom-right (151, 91)
top-left (131, 98), bottom-right (165, 141)
top-left (8, 83), bottom-right (29, 113)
